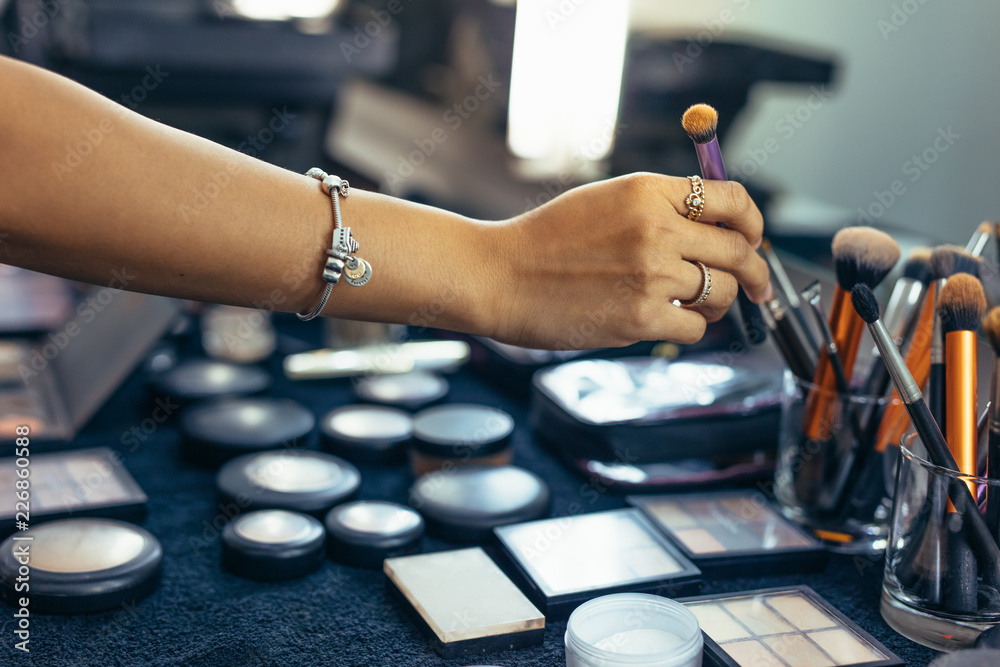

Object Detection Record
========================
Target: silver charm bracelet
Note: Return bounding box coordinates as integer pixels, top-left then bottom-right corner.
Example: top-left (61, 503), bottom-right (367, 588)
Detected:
top-left (297, 168), bottom-right (372, 321)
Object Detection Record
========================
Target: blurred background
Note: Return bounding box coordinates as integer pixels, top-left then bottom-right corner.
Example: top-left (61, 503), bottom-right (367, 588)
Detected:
top-left (4, 0), bottom-right (995, 243)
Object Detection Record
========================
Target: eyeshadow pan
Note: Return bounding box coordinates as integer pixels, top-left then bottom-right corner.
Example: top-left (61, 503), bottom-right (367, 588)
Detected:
top-left (680, 587), bottom-right (902, 667)
top-left (494, 509), bottom-right (701, 618)
top-left (723, 639), bottom-right (785, 667)
top-left (723, 598), bottom-right (795, 636)
top-left (627, 491), bottom-right (827, 576)
top-left (809, 629), bottom-right (884, 664)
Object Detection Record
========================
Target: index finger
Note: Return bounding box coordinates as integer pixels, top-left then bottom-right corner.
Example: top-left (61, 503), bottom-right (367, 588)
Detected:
top-left (662, 177), bottom-right (764, 249)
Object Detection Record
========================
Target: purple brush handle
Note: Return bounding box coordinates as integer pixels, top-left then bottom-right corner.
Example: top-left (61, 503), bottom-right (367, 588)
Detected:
top-left (692, 137), bottom-right (767, 344)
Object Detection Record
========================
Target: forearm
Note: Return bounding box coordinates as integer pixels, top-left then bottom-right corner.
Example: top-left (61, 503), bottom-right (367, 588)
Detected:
top-left (0, 56), bottom-right (501, 333)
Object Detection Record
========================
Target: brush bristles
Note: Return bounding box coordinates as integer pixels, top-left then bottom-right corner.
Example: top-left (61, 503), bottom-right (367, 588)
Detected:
top-left (977, 221), bottom-right (993, 236)
top-left (681, 104), bottom-right (719, 144)
top-left (831, 227), bottom-right (901, 290)
top-left (982, 306), bottom-right (1000, 353)
top-left (939, 273), bottom-right (987, 334)
top-left (851, 283), bottom-right (880, 324)
top-left (901, 248), bottom-right (933, 285)
top-left (930, 245), bottom-right (980, 280)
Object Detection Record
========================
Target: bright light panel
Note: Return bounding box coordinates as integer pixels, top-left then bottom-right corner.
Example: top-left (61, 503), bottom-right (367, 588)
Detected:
top-left (230, 0), bottom-right (342, 21)
top-left (508, 0), bottom-right (630, 166)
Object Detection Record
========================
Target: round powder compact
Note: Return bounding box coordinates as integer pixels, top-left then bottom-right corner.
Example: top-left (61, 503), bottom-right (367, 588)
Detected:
top-left (410, 404), bottom-right (515, 477)
top-left (325, 500), bottom-right (424, 568)
top-left (221, 509), bottom-right (325, 581)
top-left (0, 518), bottom-right (163, 613)
top-left (148, 358), bottom-right (271, 403)
top-left (354, 371), bottom-right (449, 411)
top-left (217, 450), bottom-right (361, 516)
top-left (181, 397), bottom-right (315, 467)
top-left (320, 405), bottom-right (413, 465)
top-left (409, 466), bottom-right (550, 542)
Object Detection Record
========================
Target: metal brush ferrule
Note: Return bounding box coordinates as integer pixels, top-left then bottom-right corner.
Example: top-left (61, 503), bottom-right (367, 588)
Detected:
top-left (930, 278), bottom-right (945, 363)
top-left (869, 318), bottom-right (921, 403)
top-left (883, 278), bottom-right (924, 343)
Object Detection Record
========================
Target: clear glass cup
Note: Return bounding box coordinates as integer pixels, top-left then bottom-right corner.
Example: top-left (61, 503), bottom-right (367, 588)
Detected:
top-left (774, 372), bottom-right (899, 554)
top-left (880, 432), bottom-right (1000, 651)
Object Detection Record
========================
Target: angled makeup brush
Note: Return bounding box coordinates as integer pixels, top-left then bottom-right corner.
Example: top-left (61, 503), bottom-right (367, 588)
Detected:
top-left (928, 247), bottom-right (982, 435)
top-left (966, 221), bottom-right (993, 257)
top-left (981, 306), bottom-right (1000, 541)
top-left (681, 104), bottom-right (768, 345)
top-left (937, 273), bottom-right (986, 613)
top-left (851, 283), bottom-right (1000, 585)
top-left (803, 227), bottom-right (900, 440)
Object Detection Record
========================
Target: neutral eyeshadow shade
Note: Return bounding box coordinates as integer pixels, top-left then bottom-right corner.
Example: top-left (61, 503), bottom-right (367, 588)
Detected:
top-left (767, 594), bottom-right (837, 631)
top-left (384, 547), bottom-right (543, 643)
top-left (809, 628), bottom-right (884, 664)
top-left (500, 511), bottom-right (681, 597)
top-left (762, 634), bottom-right (835, 666)
top-left (723, 639), bottom-right (785, 667)
top-left (686, 603), bottom-right (750, 642)
top-left (26, 521), bottom-right (147, 573)
top-left (723, 599), bottom-right (795, 636)
top-left (1, 453), bottom-right (134, 514)
top-left (234, 511), bottom-right (315, 544)
top-left (674, 528), bottom-right (727, 554)
top-left (245, 454), bottom-right (342, 493)
top-left (645, 501), bottom-right (697, 528)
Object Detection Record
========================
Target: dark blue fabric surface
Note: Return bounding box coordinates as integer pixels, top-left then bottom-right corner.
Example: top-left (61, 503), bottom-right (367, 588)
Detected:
top-left (2, 321), bottom-right (939, 666)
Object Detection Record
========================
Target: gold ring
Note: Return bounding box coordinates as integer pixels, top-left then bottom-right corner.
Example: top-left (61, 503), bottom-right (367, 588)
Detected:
top-left (685, 175), bottom-right (705, 222)
top-left (679, 260), bottom-right (712, 306)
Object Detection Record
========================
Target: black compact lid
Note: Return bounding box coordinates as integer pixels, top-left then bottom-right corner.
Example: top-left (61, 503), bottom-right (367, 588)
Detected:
top-left (148, 358), bottom-right (271, 402)
top-left (325, 501), bottom-right (424, 568)
top-left (355, 371), bottom-right (450, 411)
top-left (411, 404), bottom-right (515, 458)
top-left (320, 405), bottom-right (413, 465)
top-left (216, 450), bottom-right (361, 516)
top-left (221, 510), bottom-right (325, 581)
top-left (181, 397), bottom-right (315, 466)
top-left (0, 518), bottom-right (162, 614)
top-left (410, 466), bottom-right (549, 542)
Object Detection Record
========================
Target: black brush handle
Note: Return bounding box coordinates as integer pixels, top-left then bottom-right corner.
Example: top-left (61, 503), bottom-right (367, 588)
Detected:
top-left (929, 362), bottom-right (946, 433)
top-left (988, 428), bottom-right (1000, 542)
top-left (906, 398), bottom-right (1000, 581)
top-left (773, 315), bottom-right (815, 379)
top-left (737, 290), bottom-right (767, 345)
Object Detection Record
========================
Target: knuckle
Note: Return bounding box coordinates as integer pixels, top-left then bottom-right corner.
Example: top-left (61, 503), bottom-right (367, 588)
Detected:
top-left (677, 318), bottom-right (707, 344)
top-left (704, 306), bottom-right (726, 323)
top-left (726, 233), bottom-right (751, 265)
top-left (725, 180), bottom-right (751, 215)
top-left (718, 273), bottom-right (739, 304)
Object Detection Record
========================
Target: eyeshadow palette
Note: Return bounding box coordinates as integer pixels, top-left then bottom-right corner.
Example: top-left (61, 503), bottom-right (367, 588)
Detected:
top-left (494, 508), bottom-right (701, 618)
top-left (680, 586), bottom-right (903, 667)
top-left (325, 500), bottom-right (423, 568)
top-left (320, 405), bottom-right (413, 465)
top-left (627, 490), bottom-right (827, 576)
top-left (222, 510), bottom-right (326, 581)
top-left (384, 547), bottom-right (544, 659)
top-left (0, 447), bottom-right (147, 537)
top-left (148, 358), bottom-right (271, 403)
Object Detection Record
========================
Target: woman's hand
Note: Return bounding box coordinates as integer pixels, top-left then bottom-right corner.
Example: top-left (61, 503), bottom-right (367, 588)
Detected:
top-left (486, 172), bottom-right (772, 350)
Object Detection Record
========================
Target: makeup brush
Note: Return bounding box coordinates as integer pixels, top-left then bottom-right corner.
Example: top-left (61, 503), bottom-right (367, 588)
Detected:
top-left (938, 273), bottom-right (986, 612)
top-left (681, 104), bottom-right (768, 345)
top-left (928, 247), bottom-right (982, 434)
top-left (761, 238), bottom-right (819, 355)
top-left (851, 283), bottom-right (1000, 584)
top-left (966, 221), bottom-right (993, 257)
top-left (981, 307), bottom-right (1000, 540)
top-left (765, 298), bottom-right (815, 380)
top-left (803, 227), bottom-right (900, 440)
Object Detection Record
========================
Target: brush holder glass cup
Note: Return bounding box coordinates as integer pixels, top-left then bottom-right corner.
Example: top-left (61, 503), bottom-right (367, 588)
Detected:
top-left (880, 433), bottom-right (1000, 651)
top-left (775, 372), bottom-right (898, 554)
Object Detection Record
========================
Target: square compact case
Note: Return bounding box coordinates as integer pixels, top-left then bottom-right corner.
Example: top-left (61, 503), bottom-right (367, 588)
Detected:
top-left (384, 547), bottom-right (544, 659)
top-left (680, 586), bottom-right (903, 667)
top-left (493, 508), bottom-right (701, 618)
top-left (627, 490), bottom-right (827, 576)
top-left (0, 447), bottom-right (147, 537)
top-left (0, 291), bottom-right (179, 449)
